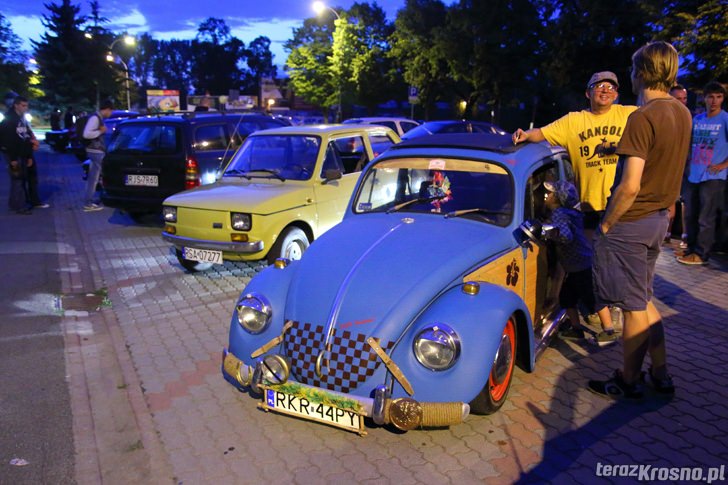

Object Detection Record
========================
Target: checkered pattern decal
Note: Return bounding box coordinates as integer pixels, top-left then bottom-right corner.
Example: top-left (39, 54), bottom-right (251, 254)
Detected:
top-left (282, 321), bottom-right (395, 393)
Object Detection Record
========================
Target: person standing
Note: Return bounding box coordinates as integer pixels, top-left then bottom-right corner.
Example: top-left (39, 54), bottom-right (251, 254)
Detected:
top-left (513, 72), bottom-right (637, 237)
top-left (667, 84), bottom-right (690, 246)
top-left (677, 81), bottom-right (728, 265)
top-left (82, 99), bottom-right (114, 212)
top-left (588, 41), bottom-right (692, 399)
top-left (0, 96), bottom-right (47, 213)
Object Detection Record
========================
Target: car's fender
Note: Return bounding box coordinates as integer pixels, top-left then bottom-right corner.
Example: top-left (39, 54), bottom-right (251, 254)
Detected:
top-left (386, 282), bottom-right (534, 403)
top-left (228, 261), bottom-right (299, 365)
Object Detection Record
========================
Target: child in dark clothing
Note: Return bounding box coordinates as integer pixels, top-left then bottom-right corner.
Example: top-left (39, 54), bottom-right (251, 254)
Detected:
top-left (542, 180), bottom-right (617, 346)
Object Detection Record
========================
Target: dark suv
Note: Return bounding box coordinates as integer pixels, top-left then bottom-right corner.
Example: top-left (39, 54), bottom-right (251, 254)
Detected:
top-left (101, 112), bottom-right (285, 215)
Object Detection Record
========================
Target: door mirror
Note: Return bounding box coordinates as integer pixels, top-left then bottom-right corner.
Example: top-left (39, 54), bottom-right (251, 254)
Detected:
top-left (322, 169), bottom-right (342, 184)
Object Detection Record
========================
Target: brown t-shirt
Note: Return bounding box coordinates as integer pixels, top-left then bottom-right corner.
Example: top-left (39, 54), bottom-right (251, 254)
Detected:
top-left (612, 97), bottom-right (692, 221)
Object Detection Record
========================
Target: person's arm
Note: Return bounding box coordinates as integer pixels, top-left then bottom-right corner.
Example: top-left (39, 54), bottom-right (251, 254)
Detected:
top-left (83, 115), bottom-right (106, 140)
top-left (512, 127), bottom-right (546, 144)
top-left (600, 156), bottom-right (645, 233)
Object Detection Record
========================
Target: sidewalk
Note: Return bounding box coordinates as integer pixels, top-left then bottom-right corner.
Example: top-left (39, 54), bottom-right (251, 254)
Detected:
top-left (7, 146), bottom-right (728, 483)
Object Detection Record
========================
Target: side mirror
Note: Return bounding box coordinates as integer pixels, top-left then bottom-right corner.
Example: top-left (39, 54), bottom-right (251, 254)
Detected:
top-left (322, 169), bottom-right (342, 184)
top-left (513, 219), bottom-right (544, 248)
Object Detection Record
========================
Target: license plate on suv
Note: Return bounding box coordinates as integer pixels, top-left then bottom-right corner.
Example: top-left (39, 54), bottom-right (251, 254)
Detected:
top-left (125, 174), bottom-right (158, 186)
top-left (182, 247), bottom-right (223, 264)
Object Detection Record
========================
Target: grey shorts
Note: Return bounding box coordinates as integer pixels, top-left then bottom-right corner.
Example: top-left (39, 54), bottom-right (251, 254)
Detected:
top-left (592, 210), bottom-right (669, 311)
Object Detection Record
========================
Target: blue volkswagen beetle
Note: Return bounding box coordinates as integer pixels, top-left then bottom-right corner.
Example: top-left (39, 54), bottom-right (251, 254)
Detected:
top-left (222, 133), bottom-right (574, 434)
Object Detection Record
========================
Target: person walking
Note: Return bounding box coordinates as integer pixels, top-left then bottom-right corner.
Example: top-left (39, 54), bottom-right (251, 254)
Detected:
top-left (677, 81), bottom-right (728, 265)
top-left (0, 96), bottom-right (47, 213)
top-left (588, 41), bottom-right (692, 399)
top-left (513, 72), bottom-right (637, 237)
top-left (82, 99), bottom-right (114, 212)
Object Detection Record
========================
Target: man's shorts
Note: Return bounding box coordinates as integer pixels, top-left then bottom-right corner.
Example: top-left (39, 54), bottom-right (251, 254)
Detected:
top-left (592, 210), bottom-right (669, 311)
top-left (582, 210), bottom-right (605, 231)
top-left (559, 267), bottom-right (599, 313)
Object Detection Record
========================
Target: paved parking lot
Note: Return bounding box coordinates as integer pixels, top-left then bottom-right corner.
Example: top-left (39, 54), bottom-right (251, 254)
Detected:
top-left (18, 150), bottom-right (728, 483)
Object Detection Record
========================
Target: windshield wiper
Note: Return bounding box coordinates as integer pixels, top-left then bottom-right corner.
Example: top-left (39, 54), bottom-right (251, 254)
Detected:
top-left (445, 208), bottom-right (509, 222)
top-left (223, 169), bottom-right (252, 179)
top-left (243, 169), bottom-right (286, 181)
top-left (386, 194), bottom-right (447, 214)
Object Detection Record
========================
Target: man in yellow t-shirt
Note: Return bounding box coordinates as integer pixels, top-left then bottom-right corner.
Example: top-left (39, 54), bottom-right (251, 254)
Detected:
top-left (513, 71), bottom-right (637, 232)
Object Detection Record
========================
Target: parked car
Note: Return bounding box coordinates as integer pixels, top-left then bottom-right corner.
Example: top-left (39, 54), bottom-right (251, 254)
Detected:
top-left (343, 117), bottom-right (420, 136)
top-left (400, 120), bottom-right (507, 140)
top-left (101, 112), bottom-right (286, 217)
top-left (162, 124), bottom-right (400, 271)
top-left (222, 133), bottom-right (575, 434)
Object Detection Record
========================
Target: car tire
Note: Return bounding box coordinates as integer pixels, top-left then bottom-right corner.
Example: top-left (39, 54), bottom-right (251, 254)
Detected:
top-left (175, 248), bottom-right (213, 272)
top-left (267, 226), bottom-right (309, 264)
top-left (470, 317), bottom-right (517, 415)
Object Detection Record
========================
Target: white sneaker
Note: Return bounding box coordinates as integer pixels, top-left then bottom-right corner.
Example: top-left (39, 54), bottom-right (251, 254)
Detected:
top-left (83, 203), bottom-right (103, 212)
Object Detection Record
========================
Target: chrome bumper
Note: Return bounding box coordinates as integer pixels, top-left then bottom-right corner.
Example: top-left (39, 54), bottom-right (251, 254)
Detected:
top-left (163, 232), bottom-right (264, 254)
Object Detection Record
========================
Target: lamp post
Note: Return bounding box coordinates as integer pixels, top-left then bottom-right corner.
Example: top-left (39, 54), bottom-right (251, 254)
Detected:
top-left (106, 35), bottom-right (136, 110)
top-left (312, 2), bottom-right (343, 123)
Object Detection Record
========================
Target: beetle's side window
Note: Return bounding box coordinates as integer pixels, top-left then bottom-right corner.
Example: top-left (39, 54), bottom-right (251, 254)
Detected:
top-left (524, 162), bottom-right (560, 221)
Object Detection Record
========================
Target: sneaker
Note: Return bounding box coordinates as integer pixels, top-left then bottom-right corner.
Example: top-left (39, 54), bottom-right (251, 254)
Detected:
top-left (588, 370), bottom-right (644, 400)
top-left (83, 203), bottom-right (103, 212)
top-left (33, 203), bottom-right (50, 209)
top-left (15, 207), bottom-right (32, 215)
top-left (679, 239), bottom-right (688, 249)
top-left (559, 326), bottom-right (586, 340)
top-left (676, 253), bottom-right (707, 265)
top-left (593, 330), bottom-right (619, 347)
top-left (641, 366), bottom-right (675, 395)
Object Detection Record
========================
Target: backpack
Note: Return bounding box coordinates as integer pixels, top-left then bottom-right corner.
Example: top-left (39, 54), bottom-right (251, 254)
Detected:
top-left (76, 113), bottom-right (99, 147)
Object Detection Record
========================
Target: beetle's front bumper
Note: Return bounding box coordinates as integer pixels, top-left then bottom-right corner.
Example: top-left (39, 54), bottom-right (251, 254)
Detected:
top-left (221, 348), bottom-right (469, 432)
top-left (163, 232), bottom-right (264, 254)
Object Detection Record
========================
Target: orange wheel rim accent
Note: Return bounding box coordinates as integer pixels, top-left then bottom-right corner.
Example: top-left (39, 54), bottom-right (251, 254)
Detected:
top-left (489, 318), bottom-right (516, 402)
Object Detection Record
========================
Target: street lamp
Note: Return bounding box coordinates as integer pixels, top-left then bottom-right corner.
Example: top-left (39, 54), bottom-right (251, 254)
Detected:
top-left (106, 35), bottom-right (136, 110)
top-left (312, 2), bottom-right (343, 122)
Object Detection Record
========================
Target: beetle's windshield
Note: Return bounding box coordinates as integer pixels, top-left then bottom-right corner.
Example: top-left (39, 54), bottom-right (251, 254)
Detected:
top-left (353, 157), bottom-right (513, 226)
top-left (223, 135), bottom-right (320, 181)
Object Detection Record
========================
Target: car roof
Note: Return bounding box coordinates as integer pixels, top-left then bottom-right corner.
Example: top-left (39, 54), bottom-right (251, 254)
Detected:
top-left (117, 112), bottom-right (280, 125)
top-left (343, 117), bottom-right (418, 124)
top-left (383, 133), bottom-right (565, 176)
top-left (249, 124), bottom-right (398, 136)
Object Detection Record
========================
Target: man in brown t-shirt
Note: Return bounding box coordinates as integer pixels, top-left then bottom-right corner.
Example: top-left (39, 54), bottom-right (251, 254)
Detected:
top-left (588, 41), bottom-right (692, 400)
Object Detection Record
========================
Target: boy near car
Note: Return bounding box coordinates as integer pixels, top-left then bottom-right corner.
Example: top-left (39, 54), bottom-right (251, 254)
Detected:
top-left (541, 180), bottom-right (617, 346)
top-left (589, 41), bottom-right (692, 400)
top-left (82, 99), bottom-right (114, 212)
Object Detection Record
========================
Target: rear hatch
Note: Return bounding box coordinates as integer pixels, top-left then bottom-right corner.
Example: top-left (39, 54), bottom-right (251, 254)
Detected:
top-left (102, 121), bottom-right (186, 205)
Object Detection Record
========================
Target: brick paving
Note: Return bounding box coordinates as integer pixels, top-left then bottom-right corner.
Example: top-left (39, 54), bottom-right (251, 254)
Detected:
top-left (39, 150), bottom-right (728, 483)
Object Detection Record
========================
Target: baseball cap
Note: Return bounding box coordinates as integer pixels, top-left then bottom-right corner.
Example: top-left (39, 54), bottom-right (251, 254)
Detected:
top-left (544, 180), bottom-right (580, 208)
top-left (587, 71), bottom-right (619, 89)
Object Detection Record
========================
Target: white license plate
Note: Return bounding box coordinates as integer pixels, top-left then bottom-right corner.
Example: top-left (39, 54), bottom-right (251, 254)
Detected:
top-left (125, 174), bottom-right (158, 186)
top-left (182, 247), bottom-right (223, 264)
top-left (263, 388), bottom-right (362, 433)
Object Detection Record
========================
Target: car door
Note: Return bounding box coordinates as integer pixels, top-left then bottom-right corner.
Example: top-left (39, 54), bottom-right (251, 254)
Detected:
top-left (312, 135), bottom-right (365, 237)
top-left (522, 160), bottom-right (565, 330)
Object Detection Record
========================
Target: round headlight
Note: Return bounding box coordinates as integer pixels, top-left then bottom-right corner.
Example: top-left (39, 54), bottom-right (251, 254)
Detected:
top-left (236, 293), bottom-right (272, 334)
top-left (413, 324), bottom-right (461, 371)
top-left (162, 206), bottom-right (177, 222)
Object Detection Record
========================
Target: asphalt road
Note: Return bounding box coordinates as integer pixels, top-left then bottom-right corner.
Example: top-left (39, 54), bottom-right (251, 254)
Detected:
top-left (0, 149), bottom-right (75, 484)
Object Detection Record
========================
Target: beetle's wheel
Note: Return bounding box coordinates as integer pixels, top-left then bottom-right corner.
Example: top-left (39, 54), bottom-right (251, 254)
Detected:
top-left (470, 317), bottom-right (517, 415)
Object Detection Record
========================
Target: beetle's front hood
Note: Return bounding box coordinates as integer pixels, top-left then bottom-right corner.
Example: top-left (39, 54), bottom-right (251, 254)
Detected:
top-left (285, 213), bottom-right (515, 341)
top-left (164, 180), bottom-right (310, 214)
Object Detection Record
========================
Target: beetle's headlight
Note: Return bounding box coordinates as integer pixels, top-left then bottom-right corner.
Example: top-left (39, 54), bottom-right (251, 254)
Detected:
top-left (163, 206), bottom-right (177, 223)
top-left (413, 324), bottom-right (461, 371)
top-left (236, 293), bottom-right (271, 334)
top-left (231, 212), bottom-right (251, 231)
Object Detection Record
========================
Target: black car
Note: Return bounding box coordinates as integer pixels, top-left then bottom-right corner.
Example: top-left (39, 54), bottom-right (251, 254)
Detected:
top-left (400, 120), bottom-right (507, 140)
top-left (101, 112), bottom-right (286, 216)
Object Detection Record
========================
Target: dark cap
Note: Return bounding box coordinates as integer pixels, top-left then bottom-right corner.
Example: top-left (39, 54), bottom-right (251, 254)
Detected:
top-left (587, 71), bottom-right (619, 89)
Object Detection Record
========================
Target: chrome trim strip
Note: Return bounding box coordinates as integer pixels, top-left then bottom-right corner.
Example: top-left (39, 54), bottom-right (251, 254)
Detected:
top-left (534, 308), bottom-right (566, 361)
top-left (162, 232), bottom-right (264, 253)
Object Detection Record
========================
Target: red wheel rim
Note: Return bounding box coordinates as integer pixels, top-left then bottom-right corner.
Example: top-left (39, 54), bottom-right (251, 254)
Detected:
top-left (489, 318), bottom-right (516, 402)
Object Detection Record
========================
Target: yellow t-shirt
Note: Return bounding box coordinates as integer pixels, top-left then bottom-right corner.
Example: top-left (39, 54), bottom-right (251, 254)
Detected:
top-left (541, 104), bottom-right (637, 212)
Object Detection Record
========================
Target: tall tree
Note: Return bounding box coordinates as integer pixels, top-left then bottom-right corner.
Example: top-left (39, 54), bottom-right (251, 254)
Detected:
top-left (32, 0), bottom-right (116, 108)
top-left (285, 16), bottom-right (339, 121)
top-left (0, 13), bottom-right (29, 97)
top-left (244, 36), bottom-right (277, 101)
top-left (190, 17), bottom-right (246, 95)
top-left (152, 39), bottom-right (194, 95)
top-left (388, 0), bottom-right (451, 119)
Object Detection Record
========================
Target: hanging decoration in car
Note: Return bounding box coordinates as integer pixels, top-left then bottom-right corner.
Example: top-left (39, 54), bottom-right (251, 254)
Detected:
top-left (429, 170), bottom-right (453, 213)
